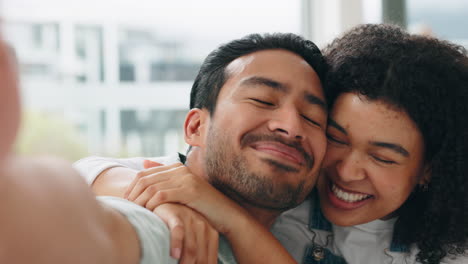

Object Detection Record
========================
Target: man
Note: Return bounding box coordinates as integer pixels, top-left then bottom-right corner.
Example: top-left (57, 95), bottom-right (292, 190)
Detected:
top-left (75, 33), bottom-right (329, 263)
top-left (0, 32), bottom-right (201, 264)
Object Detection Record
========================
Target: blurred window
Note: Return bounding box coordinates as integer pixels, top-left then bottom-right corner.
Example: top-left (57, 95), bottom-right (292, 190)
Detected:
top-left (2, 0), bottom-right (301, 159)
top-left (3, 22), bottom-right (60, 81)
top-left (75, 26), bottom-right (105, 83)
top-left (407, 0), bottom-right (468, 46)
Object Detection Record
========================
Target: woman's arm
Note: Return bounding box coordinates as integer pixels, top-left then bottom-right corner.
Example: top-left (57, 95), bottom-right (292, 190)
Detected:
top-left (127, 162), bottom-right (298, 264)
top-left (74, 157), bottom-right (217, 264)
top-left (73, 156), bottom-right (152, 197)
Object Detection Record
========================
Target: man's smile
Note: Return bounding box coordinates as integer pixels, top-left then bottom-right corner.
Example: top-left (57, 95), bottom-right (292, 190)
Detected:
top-left (251, 141), bottom-right (305, 166)
top-left (241, 133), bottom-right (314, 170)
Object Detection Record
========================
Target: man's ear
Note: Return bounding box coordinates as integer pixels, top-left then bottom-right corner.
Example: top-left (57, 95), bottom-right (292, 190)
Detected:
top-left (184, 108), bottom-right (210, 147)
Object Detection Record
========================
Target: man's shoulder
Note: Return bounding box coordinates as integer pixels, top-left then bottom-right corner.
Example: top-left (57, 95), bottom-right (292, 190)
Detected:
top-left (97, 196), bottom-right (169, 234)
top-left (100, 197), bottom-right (239, 264)
top-left (98, 197), bottom-right (178, 264)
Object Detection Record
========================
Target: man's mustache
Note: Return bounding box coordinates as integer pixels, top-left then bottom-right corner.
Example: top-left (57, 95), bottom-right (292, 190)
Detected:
top-left (240, 133), bottom-right (314, 169)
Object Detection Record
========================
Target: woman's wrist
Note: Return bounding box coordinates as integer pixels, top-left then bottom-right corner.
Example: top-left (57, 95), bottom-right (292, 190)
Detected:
top-left (221, 206), bottom-right (258, 239)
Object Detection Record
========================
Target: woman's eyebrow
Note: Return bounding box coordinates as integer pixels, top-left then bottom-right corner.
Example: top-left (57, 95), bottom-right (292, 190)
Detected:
top-left (370, 141), bottom-right (410, 157)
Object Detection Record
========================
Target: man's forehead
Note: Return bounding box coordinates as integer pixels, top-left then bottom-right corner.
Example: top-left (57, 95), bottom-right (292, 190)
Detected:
top-left (218, 49), bottom-right (325, 108)
top-left (225, 53), bottom-right (255, 76)
top-left (225, 49), bottom-right (312, 77)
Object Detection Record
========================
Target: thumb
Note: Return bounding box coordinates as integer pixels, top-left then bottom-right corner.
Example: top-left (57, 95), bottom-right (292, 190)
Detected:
top-left (143, 159), bottom-right (163, 169)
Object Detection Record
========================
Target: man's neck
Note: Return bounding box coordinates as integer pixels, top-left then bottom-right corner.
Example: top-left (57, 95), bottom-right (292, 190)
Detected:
top-left (184, 152), bottom-right (283, 229)
top-left (239, 203), bottom-right (282, 229)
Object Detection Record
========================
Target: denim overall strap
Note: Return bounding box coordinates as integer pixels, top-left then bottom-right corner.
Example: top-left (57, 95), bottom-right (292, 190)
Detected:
top-left (303, 246), bottom-right (348, 264)
top-left (389, 229), bottom-right (410, 253)
top-left (308, 190), bottom-right (332, 231)
top-left (303, 190), bottom-right (347, 264)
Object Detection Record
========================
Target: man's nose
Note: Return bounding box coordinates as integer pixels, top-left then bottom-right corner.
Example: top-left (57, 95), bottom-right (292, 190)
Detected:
top-left (267, 107), bottom-right (305, 141)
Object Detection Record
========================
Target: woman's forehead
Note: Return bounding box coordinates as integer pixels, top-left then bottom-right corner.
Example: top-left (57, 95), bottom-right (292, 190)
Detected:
top-left (330, 93), bottom-right (424, 151)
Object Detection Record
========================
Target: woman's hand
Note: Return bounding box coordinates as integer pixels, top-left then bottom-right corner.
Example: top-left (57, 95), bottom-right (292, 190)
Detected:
top-left (126, 161), bottom-right (298, 264)
top-left (124, 162), bottom-right (247, 234)
top-left (153, 203), bottom-right (219, 264)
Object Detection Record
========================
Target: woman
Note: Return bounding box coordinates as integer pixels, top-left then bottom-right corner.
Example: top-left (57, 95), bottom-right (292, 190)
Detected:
top-left (273, 24), bottom-right (468, 264)
top-left (94, 24), bottom-right (468, 263)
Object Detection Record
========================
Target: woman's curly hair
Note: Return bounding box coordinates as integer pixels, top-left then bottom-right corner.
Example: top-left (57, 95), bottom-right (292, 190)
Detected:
top-left (323, 24), bottom-right (468, 264)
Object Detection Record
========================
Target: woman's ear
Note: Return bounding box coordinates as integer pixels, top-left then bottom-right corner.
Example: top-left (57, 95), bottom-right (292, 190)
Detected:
top-left (184, 108), bottom-right (210, 147)
top-left (418, 164), bottom-right (431, 186)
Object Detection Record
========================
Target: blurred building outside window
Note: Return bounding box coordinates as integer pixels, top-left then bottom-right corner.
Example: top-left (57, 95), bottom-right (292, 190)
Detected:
top-left (407, 0), bottom-right (468, 47)
top-left (1, 0), bottom-right (304, 160)
top-left (2, 0), bottom-right (463, 161)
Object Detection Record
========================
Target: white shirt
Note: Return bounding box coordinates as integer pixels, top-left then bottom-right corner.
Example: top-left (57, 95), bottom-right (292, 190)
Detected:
top-left (98, 196), bottom-right (177, 264)
top-left (75, 154), bottom-right (237, 264)
top-left (272, 196), bottom-right (468, 264)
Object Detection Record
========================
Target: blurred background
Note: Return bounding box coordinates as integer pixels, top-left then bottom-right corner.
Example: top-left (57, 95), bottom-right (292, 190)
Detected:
top-left (1, 0), bottom-right (466, 160)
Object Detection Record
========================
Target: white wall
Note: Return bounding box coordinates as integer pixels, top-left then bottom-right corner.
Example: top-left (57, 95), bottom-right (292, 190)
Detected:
top-left (301, 0), bottom-right (381, 48)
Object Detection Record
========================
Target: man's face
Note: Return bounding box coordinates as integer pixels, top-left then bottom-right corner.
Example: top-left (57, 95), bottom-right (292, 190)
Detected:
top-left (203, 49), bottom-right (327, 210)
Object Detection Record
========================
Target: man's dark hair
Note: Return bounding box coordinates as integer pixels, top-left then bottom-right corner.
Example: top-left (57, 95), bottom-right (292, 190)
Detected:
top-left (324, 24), bottom-right (468, 264)
top-left (189, 33), bottom-right (328, 114)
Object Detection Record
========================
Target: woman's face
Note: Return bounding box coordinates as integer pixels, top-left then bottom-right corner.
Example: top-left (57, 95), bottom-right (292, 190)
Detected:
top-left (318, 92), bottom-right (428, 226)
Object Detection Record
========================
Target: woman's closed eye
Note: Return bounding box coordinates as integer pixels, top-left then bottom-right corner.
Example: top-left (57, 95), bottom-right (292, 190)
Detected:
top-left (371, 155), bottom-right (397, 165)
top-left (327, 133), bottom-right (347, 145)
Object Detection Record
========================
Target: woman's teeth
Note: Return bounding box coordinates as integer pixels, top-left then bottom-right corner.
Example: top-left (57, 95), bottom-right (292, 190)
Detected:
top-left (331, 183), bottom-right (372, 203)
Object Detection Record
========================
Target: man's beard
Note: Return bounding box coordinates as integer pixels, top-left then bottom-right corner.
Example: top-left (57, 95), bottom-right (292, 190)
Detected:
top-left (204, 126), bottom-right (313, 211)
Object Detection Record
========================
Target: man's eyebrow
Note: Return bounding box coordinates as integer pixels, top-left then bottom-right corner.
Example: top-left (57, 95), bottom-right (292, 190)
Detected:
top-left (305, 93), bottom-right (327, 111)
top-left (370, 141), bottom-right (410, 157)
top-left (328, 118), bottom-right (347, 135)
top-left (241, 76), bottom-right (327, 110)
top-left (240, 76), bottom-right (288, 92)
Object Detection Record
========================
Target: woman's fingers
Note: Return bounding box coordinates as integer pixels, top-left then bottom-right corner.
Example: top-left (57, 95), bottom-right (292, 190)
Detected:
top-left (153, 204), bottom-right (184, 260)
top-left (194, 218), bottom-right (208, 264)
top-left (124, 162), bottom-right (183, 198)
top-left (145, 188), bottom-right (188, 210)
top-left (166, 212), bottom-right (184, 259)
top-left (132, 178), bottom-right (184, 209)
top-left (143, 159), bottom-right (163, 169)
top-left (207, 224), bottom-right (219, 264)
top-left (153, 203), bottom-right (220, 263)
top-left (179, 215), bottom-right (196, 264)
top-left (126, 164), bottom-right (184, 201)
